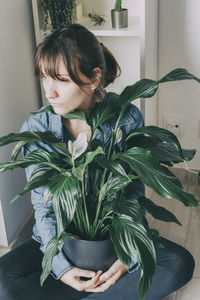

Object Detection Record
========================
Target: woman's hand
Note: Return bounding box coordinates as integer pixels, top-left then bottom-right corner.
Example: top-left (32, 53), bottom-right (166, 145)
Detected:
top-left (85, 259), bottom-right (128, 293)
top-left (60, 267), bottom-right (103, 291)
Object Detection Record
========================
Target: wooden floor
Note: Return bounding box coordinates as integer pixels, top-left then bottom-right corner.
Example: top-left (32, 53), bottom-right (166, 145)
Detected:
top-left (146, 167), bottom-right (200, 300)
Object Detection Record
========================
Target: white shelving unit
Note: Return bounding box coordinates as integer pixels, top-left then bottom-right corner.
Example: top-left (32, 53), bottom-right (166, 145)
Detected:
top-left (31, 0), bottom-right (158, 125)
top-left (77, 16), bottom-right (140, 37)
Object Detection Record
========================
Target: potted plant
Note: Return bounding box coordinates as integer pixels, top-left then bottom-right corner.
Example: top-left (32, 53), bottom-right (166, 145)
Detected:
top-left (0, 68), bottom-right (199, 300)
top-left (111, 0), bottom-right (128, 28)
top-left (41, 0), bottom-right (76, 31)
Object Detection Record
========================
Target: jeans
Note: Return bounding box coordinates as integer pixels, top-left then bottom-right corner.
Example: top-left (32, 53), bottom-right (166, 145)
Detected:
top-left (0, 237), bottom-right (194, 300)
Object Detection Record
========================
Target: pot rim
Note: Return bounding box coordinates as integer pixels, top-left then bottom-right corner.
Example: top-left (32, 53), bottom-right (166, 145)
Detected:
top-left (65, 236), bottom-right (113, 244)
top-left (111, 8), bottom-right (128, 12)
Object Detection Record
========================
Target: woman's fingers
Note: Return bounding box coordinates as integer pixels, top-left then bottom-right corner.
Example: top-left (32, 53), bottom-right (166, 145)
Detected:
top-left (60, 267), bottom-right (102, 291)
top-left (85, 260), bottom-right (128, 293)
top-left (72, 270), bottom-right (102, 291)
top-left (81, 270), bottom-right (103, 289)
top-left (74, 268), bottom-right (96, 278)
top-left (85, 270), bottom-right (121, 292)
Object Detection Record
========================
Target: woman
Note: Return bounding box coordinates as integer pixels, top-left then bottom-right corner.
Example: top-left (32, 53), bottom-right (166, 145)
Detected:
top-left (0, 24), bottom-right (194, 300)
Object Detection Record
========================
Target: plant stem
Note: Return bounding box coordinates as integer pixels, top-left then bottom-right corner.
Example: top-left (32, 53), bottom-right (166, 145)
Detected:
top-left (93, 111), bottom-right (124, 229)
top-left (82, 179), bottom-right (90, 234)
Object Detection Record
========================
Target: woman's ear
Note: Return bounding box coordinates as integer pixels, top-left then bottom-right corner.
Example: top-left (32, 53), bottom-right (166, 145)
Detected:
top-left (91, 67), bottom-right (102, 90)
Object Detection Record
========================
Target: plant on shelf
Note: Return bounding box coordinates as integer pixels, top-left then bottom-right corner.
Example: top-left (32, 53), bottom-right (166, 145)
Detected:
top-left (41, 0), bottom-right (76, 31)
top-left (114, 0), bottom-right (123, 11)
top-left (0, 69), bottom-right (199, 300)
top-left (111, 0), bottom-right (128, 28)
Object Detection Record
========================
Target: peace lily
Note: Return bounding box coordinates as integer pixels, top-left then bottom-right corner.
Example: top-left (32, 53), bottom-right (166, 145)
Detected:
top-left (0, 69), bottom-right (199, 300)
top-left (68, 131), bottom-right (88, 160)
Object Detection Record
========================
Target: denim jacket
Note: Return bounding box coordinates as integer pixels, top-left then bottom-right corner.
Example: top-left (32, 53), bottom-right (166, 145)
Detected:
top-left (20, 92), bottom-right (145, 279)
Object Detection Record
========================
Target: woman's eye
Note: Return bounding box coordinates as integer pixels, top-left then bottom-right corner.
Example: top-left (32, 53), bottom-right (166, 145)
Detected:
top-left (58, 77), bottom-right (70, 82)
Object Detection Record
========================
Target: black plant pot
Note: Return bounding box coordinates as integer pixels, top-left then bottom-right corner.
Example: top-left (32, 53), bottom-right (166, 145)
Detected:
top-left (62, 237), bottom-right (117, 272)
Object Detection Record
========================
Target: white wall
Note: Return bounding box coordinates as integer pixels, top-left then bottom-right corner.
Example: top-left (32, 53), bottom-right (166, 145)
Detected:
top-left (158, 0), bottom-right (200, 169)
top-left (0, 1), bottom-right (41, 246)
top-left (80, 0), bottom-right (140, 16)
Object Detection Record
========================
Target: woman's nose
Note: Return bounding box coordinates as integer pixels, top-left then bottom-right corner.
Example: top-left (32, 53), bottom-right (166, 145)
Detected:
top-left (43, 78), bottom-right (58, 99)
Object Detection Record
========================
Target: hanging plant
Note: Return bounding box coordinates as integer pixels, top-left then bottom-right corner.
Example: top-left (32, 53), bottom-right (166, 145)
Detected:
top-left (41, 0), bottom-right (76, 31)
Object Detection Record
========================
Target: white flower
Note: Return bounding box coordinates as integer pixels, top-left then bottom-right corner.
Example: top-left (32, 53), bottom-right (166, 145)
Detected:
top-left (68, 140), bottom-right (73, 155)
top-left (69, 131), bottom-right (88, 160)
top-left (115, 128), bottom-right (122, 144)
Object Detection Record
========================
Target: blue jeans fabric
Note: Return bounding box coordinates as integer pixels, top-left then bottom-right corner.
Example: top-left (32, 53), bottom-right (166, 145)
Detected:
top-left (0, 237), bottom-right (194, 300)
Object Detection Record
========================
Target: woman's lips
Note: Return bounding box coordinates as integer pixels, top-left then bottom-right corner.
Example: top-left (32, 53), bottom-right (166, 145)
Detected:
top-left (50, 102), bottom-right (64, 107)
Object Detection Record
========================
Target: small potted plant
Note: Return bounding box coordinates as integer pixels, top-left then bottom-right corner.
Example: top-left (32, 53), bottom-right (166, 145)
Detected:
top-left (111, 0), bottom-right (128, 28)
top-left (0, 69), bottom-right (199, 300)
top-left (41, 0), bottom-right (76, 31)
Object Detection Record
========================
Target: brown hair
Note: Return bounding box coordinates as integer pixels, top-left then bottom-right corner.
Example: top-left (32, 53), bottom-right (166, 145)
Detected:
top-left (35, 24), bottom-right (121, 101)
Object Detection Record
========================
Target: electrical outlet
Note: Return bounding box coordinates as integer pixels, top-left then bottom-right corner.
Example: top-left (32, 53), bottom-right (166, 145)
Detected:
top-left (164, 115), bottom-right (184, 137)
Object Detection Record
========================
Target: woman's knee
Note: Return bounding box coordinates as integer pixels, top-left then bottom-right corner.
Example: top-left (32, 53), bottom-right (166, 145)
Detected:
top-left (171, 245), bottom-right (194, 284)
top-left (161, 240), bottom-right (195, 289)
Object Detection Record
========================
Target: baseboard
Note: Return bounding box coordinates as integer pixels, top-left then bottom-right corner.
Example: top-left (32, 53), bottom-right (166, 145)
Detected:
top-left (0, 210), bottom-right (35, 256)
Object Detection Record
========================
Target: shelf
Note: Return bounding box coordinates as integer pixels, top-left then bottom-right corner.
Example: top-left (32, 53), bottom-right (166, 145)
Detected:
top-left (40, 15), bottom-right (140, 39)
top-left (79, 16), bottom-right (140, 37)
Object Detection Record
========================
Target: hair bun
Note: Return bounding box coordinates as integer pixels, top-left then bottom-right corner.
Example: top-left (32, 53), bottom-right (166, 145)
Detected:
top-left (100, 43), bottom-right (121, 87)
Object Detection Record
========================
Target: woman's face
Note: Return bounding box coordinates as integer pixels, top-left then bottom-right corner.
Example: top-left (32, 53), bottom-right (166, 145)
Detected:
top-left (42, 56), bottom-right (97, 115)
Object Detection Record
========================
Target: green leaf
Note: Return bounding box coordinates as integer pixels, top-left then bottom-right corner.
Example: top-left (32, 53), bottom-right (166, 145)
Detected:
top-left (159, 68), bottom-right (200, 83)
top-left (110, 203), bottom-right (156, 300)
top-left (0, 131), bottom-right (60, 146)
top-left (11, 190), bottom-right (28, 204)
top-left (40, 237), bottom-right (59, 286)
top-left (11, 141), bottom-right (27, 161)
top-left (97, 159), bottom-right (131, 179)
top-left (99, 175), bottom-right (131, 203)
top-left (114, 147), bottom-right (198, 207)
top-left (11, 166), bottom-right (56, 203)
top-left (40, 231), bottom-right (75, 286)
top-left (0, 150), bottom-right (47, 173)
top-left (130, 136), bottom-right (196, 165)
top-left (0, 131), bottom-right (68, 157)
top-left (0, 150), bottom-right (71, 174)
top-left (26, 165), bottom-right (56, 190)
top-left (32, 106), bottom-right (87, 121)
top-left (142, 217), bottom-right (164, 249)
top-left (72, 164), bottom-right (86, 182)
top-left (10, 164), bottom-right (59, 204)
top-left (73, 146), bottom-right (104, 182)
top-left (113, 198), bottom-right (143, 223)
top-left (138, 196), bottom-right (182, 225)
top-left (146, 143), bottom-right (196, 164)
top-left (85, 147), bottom-right (104, 165)
top-left (116, 68), bottom-right (200, 114)
top-left (126, 126), bottom-right (184, 161)
top-left (88, 102), bottom-right (117, 133)
top-left (62, 110), bottom-right (86, 121)
top-left (117, 79), bottom-right (158, 112)
top-left (45, 174), bottom-right (78, 237)
top-left (31, 105), bottom-right (55, 115)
